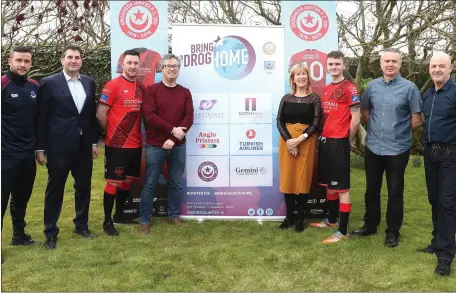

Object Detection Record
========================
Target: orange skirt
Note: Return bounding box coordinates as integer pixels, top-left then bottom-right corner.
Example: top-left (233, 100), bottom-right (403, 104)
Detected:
top-left (279, 123), bottom-right (317, 194)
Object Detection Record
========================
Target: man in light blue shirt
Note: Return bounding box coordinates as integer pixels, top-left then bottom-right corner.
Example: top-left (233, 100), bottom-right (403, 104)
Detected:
top-left (352, 48), bottom-right (422, 248)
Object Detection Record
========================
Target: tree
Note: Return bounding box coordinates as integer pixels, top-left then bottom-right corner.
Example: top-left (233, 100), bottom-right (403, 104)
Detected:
top-left (1, 0), bottom-right (110, 79)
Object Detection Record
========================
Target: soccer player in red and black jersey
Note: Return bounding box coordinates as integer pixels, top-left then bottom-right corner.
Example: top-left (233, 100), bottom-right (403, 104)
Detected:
top-left (309, 51), bottom-right (361, 243)
top-left (96, 49), bottom-right (145, 236)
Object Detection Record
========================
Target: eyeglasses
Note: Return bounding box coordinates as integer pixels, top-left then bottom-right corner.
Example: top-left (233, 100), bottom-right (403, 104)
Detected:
top-left (163, 64), bottom-right (179, 69)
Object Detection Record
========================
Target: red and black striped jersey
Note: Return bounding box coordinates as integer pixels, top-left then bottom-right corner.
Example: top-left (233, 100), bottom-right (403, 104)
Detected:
top-left (99, 75), bottom-right (145, 148)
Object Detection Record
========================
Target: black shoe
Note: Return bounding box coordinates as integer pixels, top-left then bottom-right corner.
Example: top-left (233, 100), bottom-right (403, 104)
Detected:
top-left (103, 222), bottom-right (119, 236)
top-left (74, 229), bottom-right (95, 238)
top-left (385, 234), bottom-right (399, 248)
top-left (295, 220), bottom-right (305, 233)
top-left (351, 226), bottom-right (377, 236)
top-left (278, 218), bottom-right (293, 230)
top-left (416, 245), bottom-right (435, 254)
top-left (435, 259), bottom-right (451, 276)
top-left (45, 236), bottom-right (57, 250)
top-left (113, 215), bottom-right (138, 225)
top-left (11, 233), bottom-right (40, 246)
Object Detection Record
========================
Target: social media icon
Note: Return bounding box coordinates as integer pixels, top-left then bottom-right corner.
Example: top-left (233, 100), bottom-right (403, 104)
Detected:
top-left (266, 208), bottom-right (273, 216)
top-left (257, 208), bottom-right (264, 216)
top-left (247, 208), bottom-right (255, 216)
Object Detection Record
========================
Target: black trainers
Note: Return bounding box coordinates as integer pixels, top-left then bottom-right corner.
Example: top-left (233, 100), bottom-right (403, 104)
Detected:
top-left (278, 218), bottom-right (294, 230)
top-left (351, 226), bottom-right (377, 236)
top-left (416, 245), bottom-right (435, 254)
top-left (385, 234), bottom-right (399, 248)
top-left (113, 215), bottom-right (138, 225)
top-left (11, 233), bottom-right (40, 246)
top-left (103, 222), bottom-right (119, 236)
top-left (435, 258), bottom-right (451, 276)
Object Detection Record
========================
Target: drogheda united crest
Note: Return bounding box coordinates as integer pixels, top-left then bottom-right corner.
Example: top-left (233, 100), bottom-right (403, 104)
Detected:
top-left (290, 4), bottom-right (329, 41)
top-left (119, 1), bottom-right (159, 40)
top-left (198, 161), bottom-right (218, 182)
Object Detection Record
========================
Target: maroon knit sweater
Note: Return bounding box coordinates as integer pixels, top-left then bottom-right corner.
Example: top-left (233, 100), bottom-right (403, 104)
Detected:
top-left (142, 81), bottom-right (194, 147)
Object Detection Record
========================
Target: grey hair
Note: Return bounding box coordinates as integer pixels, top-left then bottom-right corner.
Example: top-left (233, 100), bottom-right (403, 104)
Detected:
top-left (381, 47), bottom-right (402, 60)
top-left (160, 53), bottom-right (181, 69)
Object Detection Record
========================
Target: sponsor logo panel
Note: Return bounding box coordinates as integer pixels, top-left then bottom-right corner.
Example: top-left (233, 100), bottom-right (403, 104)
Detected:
top-left (229, 156), bottom-right (273, 187)
top-left (186, 156), bottom-right (229, 187)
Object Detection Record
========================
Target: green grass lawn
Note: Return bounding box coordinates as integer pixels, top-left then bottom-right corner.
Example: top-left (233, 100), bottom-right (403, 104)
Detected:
top-left (1, 149), bottom-right (455, 291)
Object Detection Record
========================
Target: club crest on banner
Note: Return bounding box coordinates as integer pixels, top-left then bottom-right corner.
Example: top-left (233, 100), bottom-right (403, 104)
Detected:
top-left (263, 42), bottom-right (276, 55)
top-left (264, 61), bottom-right (275, 74)
top-left (198, 161), bottom-right (218, 182)
top-left (290, 4), bottom-right (329, 41)
top-left (118, 1), bottom-right (159, 40)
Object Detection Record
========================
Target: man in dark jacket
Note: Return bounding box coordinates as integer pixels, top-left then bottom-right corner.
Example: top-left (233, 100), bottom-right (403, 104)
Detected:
top-left (1, 46), bottom-right (40, 255)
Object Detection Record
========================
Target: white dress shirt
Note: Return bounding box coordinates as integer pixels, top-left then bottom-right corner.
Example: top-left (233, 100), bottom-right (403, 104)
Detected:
top-left (63, 70), bottom-right (86, 113)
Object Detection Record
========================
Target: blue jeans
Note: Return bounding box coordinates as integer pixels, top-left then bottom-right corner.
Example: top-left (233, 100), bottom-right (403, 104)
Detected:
top-left (140, 144), bottom-right (186, 223)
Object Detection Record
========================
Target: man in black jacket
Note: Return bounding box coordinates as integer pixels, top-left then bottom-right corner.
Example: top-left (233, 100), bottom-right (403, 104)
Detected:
top-left (1, 46), bottom-right (40, 253)
top-left (35, 44), bottom-right (99, 249)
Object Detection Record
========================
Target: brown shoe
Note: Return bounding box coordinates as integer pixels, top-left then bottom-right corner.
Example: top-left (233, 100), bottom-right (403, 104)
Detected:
top-left (139, 223), bottom-right (150, 234)
top-left (167, 218), bottom-right (184, 226)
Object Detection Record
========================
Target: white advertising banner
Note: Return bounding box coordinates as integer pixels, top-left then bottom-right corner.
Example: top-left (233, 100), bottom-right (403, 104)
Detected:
top-left (172, 24), bottom-right (285, 219)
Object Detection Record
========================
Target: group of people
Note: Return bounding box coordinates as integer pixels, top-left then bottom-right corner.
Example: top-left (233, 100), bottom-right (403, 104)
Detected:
top-left (1, 44), bottom-right (455, 277)
top-left (1, 45), bottom-right (193, 255)
top-left (277, 49), bottom-right (455, 277)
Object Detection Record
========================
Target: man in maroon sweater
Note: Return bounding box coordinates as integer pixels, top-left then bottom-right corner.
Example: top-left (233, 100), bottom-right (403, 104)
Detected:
top-left (139, 54), bottom-right (194, 233)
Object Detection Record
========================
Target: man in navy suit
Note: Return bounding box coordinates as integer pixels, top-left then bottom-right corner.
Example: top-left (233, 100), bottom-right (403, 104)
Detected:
top-left (35, 44), bottom-right (99, 249)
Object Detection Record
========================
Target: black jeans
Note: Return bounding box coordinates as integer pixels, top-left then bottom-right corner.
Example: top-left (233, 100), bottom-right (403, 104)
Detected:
top-left (1, 155), bottom-right (36, 236)
top-left (363, 147), bottom-right (410, 236)
top-left (424, 144), bottom-right (456, 262)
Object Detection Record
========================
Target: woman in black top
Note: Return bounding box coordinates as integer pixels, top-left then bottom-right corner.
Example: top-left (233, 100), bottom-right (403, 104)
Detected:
top-left (276, 63), bottom-right (321, 232)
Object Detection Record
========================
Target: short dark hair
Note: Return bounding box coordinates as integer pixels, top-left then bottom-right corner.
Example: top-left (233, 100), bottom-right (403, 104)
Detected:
top-left (327, 51), bottom-right (346, 63)
top-left (10, 45), bottom-right (32, 56)
top-left (61, 44), bottom-right (83, 58)
top-left (123, 49), bottom-right (140, 60)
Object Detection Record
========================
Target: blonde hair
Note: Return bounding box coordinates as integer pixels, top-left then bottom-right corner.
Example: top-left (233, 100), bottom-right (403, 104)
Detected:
top-left (289, 63), bottom-right (312, 96)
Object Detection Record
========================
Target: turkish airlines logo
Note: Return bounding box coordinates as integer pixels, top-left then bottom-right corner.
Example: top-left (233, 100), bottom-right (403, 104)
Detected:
top-left (119, 1), bottom-right (159, 40)
top-left (245, 98), bottom-right (256, 111)
top-left (290, 4), bottom-right (329, 41)
top-left (199, 100), bottom-right (217, 110)
top-left (246, 129), bottom-right (256, 139)
top-left (197, 161), bottom-right (218, 182)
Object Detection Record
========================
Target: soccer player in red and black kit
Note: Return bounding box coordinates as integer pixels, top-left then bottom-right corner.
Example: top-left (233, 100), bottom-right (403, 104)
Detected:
top-left (1, 46), bottom-right (40, 258)
top-left (310, 51), bottom-right (361, 243)
top-left (96, 49), bottom-right (145, 236)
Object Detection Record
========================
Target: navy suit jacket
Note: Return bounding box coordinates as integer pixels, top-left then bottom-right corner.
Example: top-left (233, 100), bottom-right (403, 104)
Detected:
top-left (36, 71), bottom-right (98, 155)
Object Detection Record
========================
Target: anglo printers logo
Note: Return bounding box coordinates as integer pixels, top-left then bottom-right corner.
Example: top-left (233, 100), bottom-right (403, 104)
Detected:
top-left (118, 1), bottom-right (159, 40)
top-left (213, 35), bottom-right (256, 80)
top-left (290, 4), bottom-right (329, 41)
top-left (196, 132), bottom-right (219, 149)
